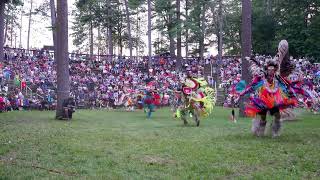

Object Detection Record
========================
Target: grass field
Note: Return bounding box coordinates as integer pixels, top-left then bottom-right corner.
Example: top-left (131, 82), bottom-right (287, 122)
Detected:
top-left (0, 107), bottom-right (320, 179)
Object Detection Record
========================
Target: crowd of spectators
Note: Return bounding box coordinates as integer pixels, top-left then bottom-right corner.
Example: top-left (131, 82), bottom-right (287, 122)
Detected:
top-left (1, 47), bottom-right (319, 113)
top-left (0, 48), bottom-right (208, 112)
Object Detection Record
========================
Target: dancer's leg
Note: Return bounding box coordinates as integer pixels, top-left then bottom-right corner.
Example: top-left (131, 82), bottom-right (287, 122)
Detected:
top-left (252, 112), bottom-right (267, 136)
top-left (232, 109), bottom-right (236, 122)
top-left (194, 113), bottom-right (200, 127)
top-left (147, 110), bottom-right (152, 119)
top-left (181, 109), bottom-right (188, 125)
top-left (272, 111), bottom-right (282, 137)
top-left (147, 104), bottom-right (154, 119)
top-left (192, 110), bottom-right (200, 127)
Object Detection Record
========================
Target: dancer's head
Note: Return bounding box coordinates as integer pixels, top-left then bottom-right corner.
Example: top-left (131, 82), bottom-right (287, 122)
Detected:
top-left (265, 58), bottom-right (278, 81)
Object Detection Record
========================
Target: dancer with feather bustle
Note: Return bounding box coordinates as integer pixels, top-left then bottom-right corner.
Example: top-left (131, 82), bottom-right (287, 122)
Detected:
top-left (236, 40), bottom-right (302, 137)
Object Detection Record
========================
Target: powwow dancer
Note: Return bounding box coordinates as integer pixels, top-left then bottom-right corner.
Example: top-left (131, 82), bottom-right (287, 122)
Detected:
top-left (171, 90), bottom-right (182, 116)
top-left (136, 93), bottom-right (144, 110)
top-left (143, 89), bottom-right (156, 119)
top-left (236, 40), bottom-right (302, 137)
top-left (302, 82), bottom-right (320, 114)
top-left (175, 77), bottom-right (216, 126)
top-left (123, 94), bottom-right (134, 111)
top-left (142, 79), bottom-right (157, 119)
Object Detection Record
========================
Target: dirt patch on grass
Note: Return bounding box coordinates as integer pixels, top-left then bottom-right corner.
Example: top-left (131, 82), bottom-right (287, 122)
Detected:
top-left (142, 155), bottom-right (176, 166)
top-left (220, 159), bottom-right (282, 179)
top-left (0, 150), bottom-right (17, 163)
top-left (14, 118), bottom-right (34, 124)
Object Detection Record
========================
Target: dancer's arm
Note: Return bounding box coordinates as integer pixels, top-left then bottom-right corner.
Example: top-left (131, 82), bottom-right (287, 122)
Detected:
top-left (240, 76), bottom-right (262, 96)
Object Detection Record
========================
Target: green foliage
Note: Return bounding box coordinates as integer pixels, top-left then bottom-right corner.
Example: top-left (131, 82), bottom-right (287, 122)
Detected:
top-left (71, 0), bottom-right (145, 54)
top-left (2, 0), bottom-right (23, 46)
top-left (72, 0), bottom-right (114, 52)
top-left (252, 14), bottom-right (276, 55)
top-left (251, 0), bottom-right (276, 55)
top-left (153, 36), bottom-right (169, 54)
top-left (250, 0), bottom-right (320, 61)
top-left (72, 14), bottom-right (88, 48)
top-left (188, 0), bottom-right (204, 39)
top-left (304, 14), bottom-right (320, 62)
top-left (34, 1), bottom-right (50, 17)
top-left (0, 108), bottom-right (320, 178)
top-left (68, 0), bottom-right (320, 59)
top-left (154, 0), bottom-right (177, 38)
top-left (217, 0), bottom-right (320, 60)
top-left (222, 0), bottom-right (241, 55)
top-left (5, 0), bottom-right (23, 5)
top-left (273, 0), bottom-right (320, 61)
top-left (128, 0), bottom-right (145, 10)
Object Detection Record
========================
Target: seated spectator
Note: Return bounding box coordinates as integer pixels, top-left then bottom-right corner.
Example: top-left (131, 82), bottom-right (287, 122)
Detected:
top-left (62, 97), bottom-right (76, 120)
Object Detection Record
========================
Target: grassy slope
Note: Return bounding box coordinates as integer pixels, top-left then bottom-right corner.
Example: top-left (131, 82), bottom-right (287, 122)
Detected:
top-left (0, 107), bottom-right (319, 179)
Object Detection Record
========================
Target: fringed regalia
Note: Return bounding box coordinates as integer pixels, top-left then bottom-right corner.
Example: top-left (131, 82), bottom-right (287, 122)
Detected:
top-left (236, 40), bottom-right (302, 137)
top-left (239, 75), bottom-right (298, 117)
top-left (176, 77), bottom-right (216, 126)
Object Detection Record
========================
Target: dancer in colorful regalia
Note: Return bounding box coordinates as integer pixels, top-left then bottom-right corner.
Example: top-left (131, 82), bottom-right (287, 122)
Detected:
top-left (124, 94), bottom-right (134, 111)
top-left (175, 75), bottom-right (216, 126)
top-left (300, 79), bottom-right (320, 114)
top-left (235, 40), bottom-right (303, 137)
top-left (143, 89), bottom-right (160, 119)
top-left (142, 80), bottom-right (159, 119)
top-left (136, 93), bottom-right (144, 110)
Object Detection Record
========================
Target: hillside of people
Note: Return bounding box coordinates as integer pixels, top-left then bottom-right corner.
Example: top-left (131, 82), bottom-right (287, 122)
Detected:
top-left (0, 47), bottom-right (319, 113)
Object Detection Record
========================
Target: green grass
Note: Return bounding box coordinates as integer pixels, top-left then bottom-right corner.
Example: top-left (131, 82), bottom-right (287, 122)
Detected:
top-left (0, 107), bottom-right (320, 179)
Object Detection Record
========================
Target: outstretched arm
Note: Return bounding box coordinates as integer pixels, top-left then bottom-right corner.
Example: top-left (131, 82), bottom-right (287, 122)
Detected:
top-left (239, 76), bottom-right (263, 96)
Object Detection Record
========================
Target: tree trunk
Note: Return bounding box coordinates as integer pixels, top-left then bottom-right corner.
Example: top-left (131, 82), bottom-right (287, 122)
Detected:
top-left (239, 0), bottom-right (252, 117)
top-left (55, 0), bottom-right (70, 119)
top-left (136, 10), bottom-right (140, 58)
top-left (98, 25), bottom-right (101, 61)
top-left (4, 9), bottom-right (8, 46)
top-left (10, 11), bottom-right (14, 47)
top-left (169, 33), bottom-right (175, 58)
top-left (105, 27), bottom-right (108, 56)
top-left (118, 5), bottom-right (123, 56)
top-left (120, 40), bottom-right (123, 56)
top-left (19, 5), bottom-right (22, 48)
top-left (185, 0), bottom-right (189, 57)
top-left (218, 0), bottom-right (223, 61)
top-left (147, 0), bottom-right (152, 68)
top-left (50, 0), bottom-right (57, 61)
top-left (14, 33), bottom-right (16, 48)
top-left (0, 1), bottom-right (5, 61)
top-left (107, 0), bottom-right (113, 60)
top-left (199, 3), bottom-right (206, 59)
top-left (118, 23), bottom-right (122, 56)
top-left (124, 0), bottom-right (133, 60)
top-left (136, 11), bottom-right (140, 57)
top-left (108, 25), bottom-right (113, 58)
top-left (169, 12), bottom-right (175, 58)
top-left (10, 10), bottom-right (13, 47)
top-left (27, 0), bottom-right (33, 51)
top-left (212, 0), bottom-right (223, 87)
top-left (176, 0), bottom-right (182, 70)
top-left (90, 19), bottom-right (93, 57)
